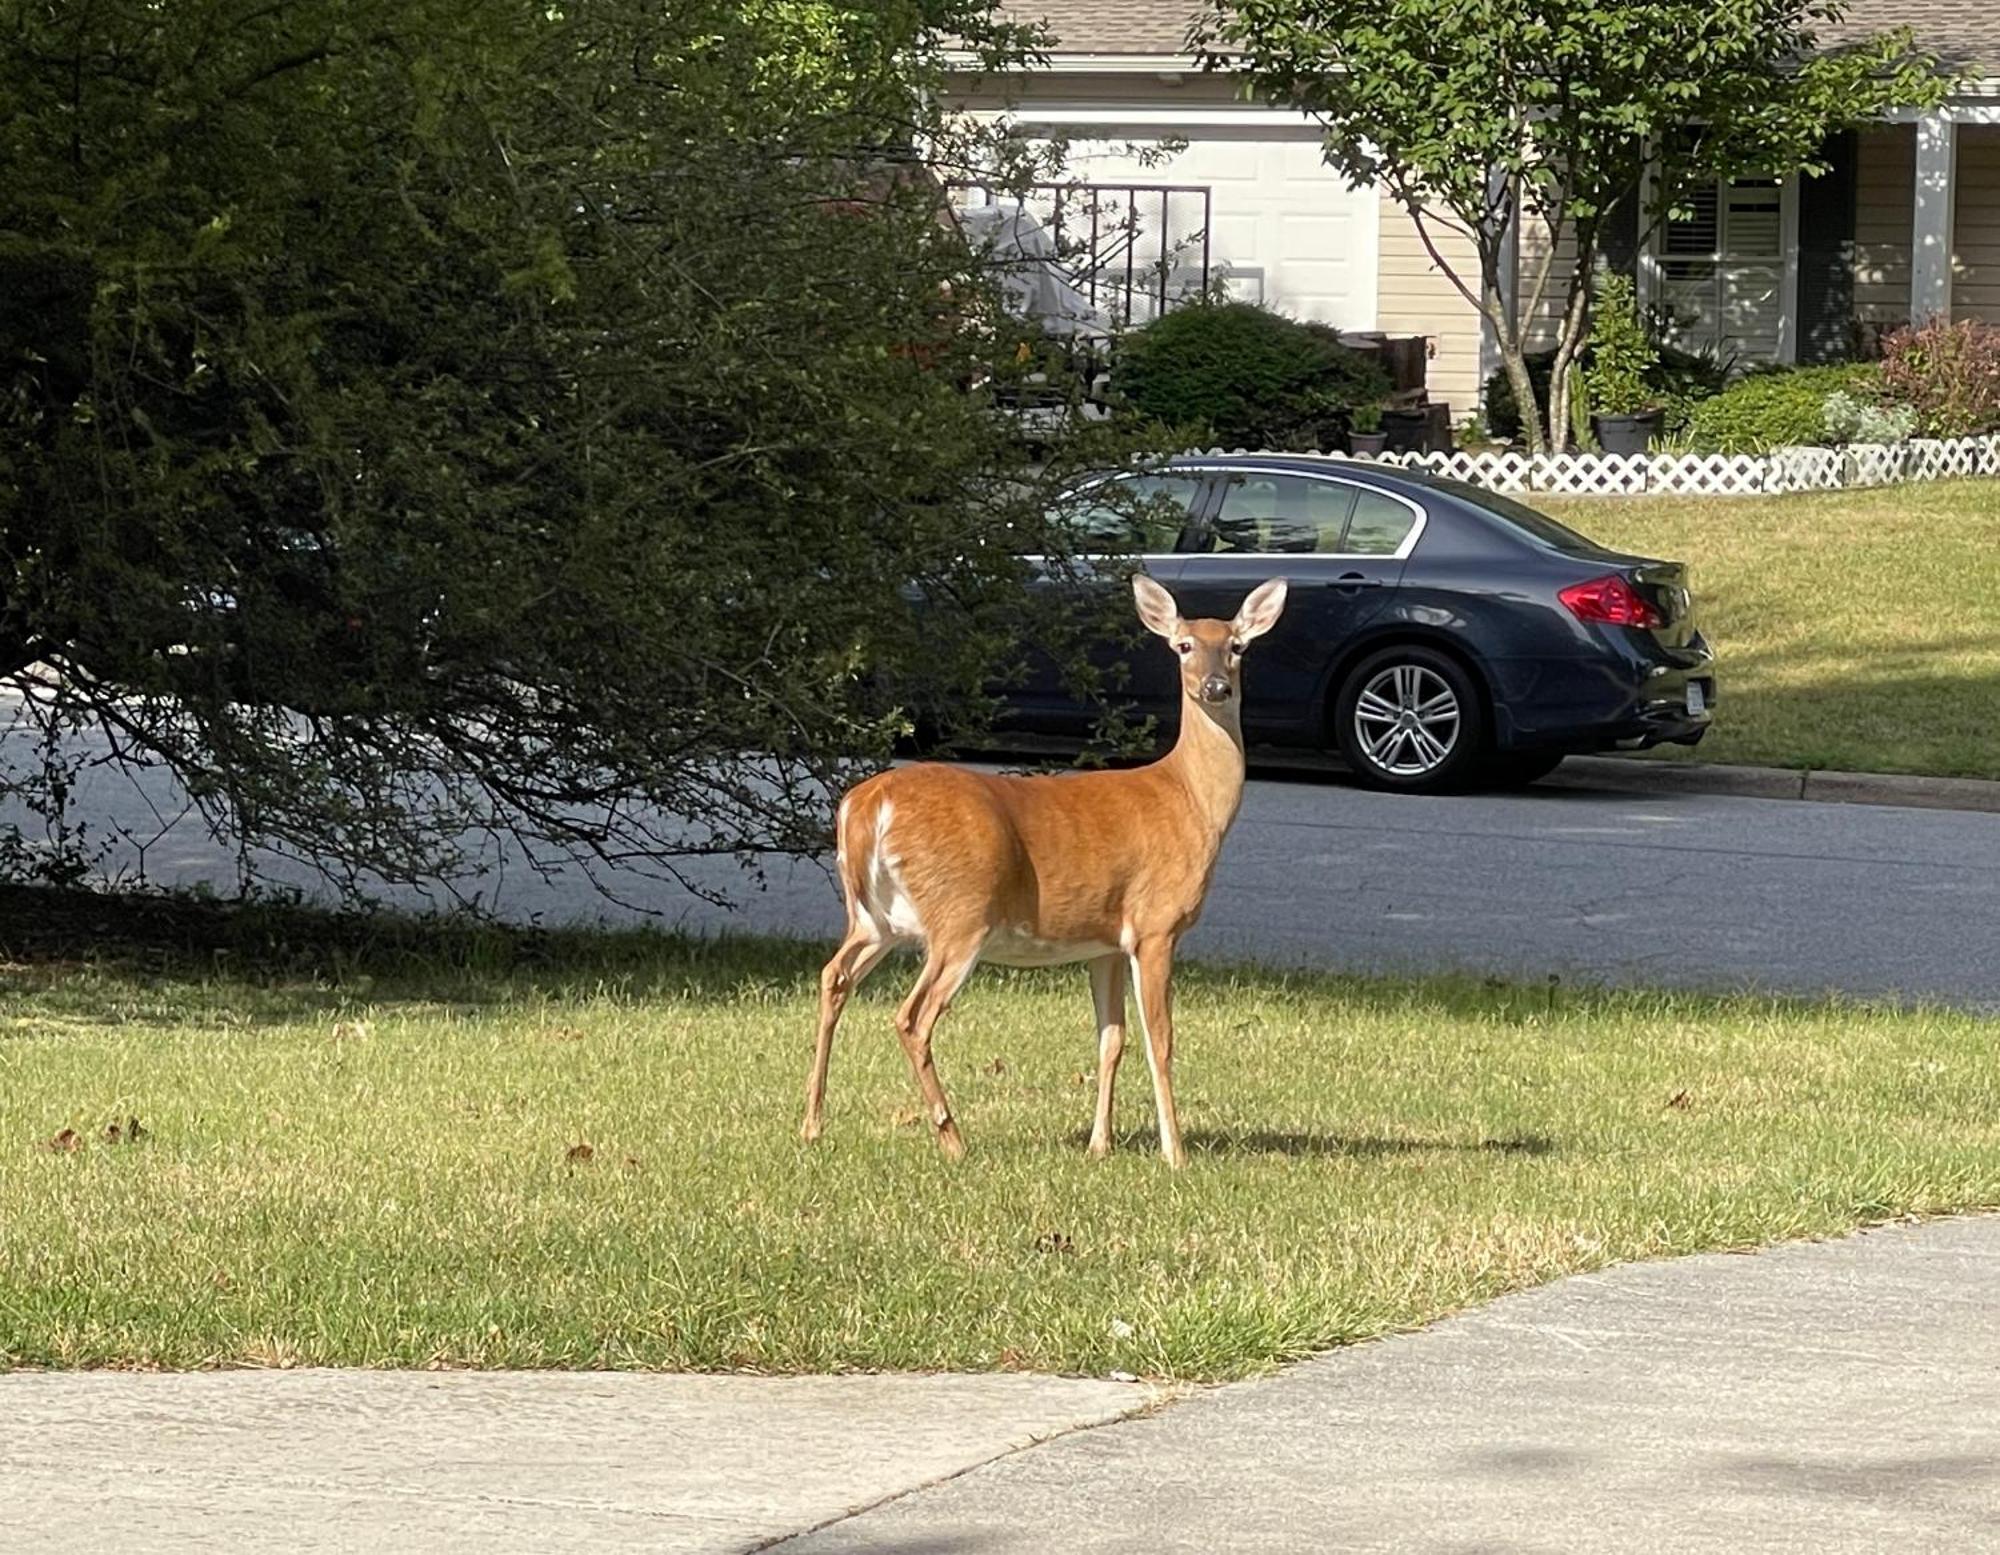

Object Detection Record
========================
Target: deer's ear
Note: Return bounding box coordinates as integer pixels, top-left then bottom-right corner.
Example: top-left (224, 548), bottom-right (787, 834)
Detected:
top-left (1132, 573), bottom-right (1181, 638)
top-left (1233, 577), bottom-right (1289, 643)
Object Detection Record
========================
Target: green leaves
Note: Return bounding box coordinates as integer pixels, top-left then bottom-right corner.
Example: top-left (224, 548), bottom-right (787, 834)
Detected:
top-left (1197, 0), bottom-right (1951, 451)
top-left (0, 0), bottom-right (1160, 894)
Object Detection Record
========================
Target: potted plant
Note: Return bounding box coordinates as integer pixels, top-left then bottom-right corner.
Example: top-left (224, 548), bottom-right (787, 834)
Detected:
top-left (1456, 410), bottom-right (1508, 454)
top-left (1583, 274), bottom-right (1663, 455)
top-left (1347, 401), bottom-right (1389, 456)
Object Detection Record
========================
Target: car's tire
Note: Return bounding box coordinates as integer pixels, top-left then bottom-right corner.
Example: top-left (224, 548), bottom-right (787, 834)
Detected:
top-left (1481, 752), bottom-right (1568, 789)
top-left (1333, 645), bottom-right (1486, 794)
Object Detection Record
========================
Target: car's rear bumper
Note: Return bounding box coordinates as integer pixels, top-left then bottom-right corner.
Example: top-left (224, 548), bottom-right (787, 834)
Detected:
top-left (1486, 635), bottom-right (1717, 754)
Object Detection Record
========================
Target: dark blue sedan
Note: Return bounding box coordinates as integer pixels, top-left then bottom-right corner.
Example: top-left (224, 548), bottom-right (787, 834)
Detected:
top-left (1007, 454), bottom-right (1715, 793)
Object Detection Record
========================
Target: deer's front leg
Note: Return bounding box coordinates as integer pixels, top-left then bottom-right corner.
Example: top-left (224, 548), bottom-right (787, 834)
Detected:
top-left (1129, 936), bottom-right (1186, 1169)
top-left (1086, 953), bottom-right (1127, 1159)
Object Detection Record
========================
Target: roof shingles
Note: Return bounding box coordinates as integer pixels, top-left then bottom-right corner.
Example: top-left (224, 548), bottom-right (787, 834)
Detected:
top-left (1001, 0), bottom-right (2000, 75)
top-left (998, 1), bottom-right (1202, 56)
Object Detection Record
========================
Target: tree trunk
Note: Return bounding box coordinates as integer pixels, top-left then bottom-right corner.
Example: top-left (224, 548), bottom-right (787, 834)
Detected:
top-left (1484, 271), bottom-right (1546, 458)
top-left (1545, 236), bottom-right (1600, 454)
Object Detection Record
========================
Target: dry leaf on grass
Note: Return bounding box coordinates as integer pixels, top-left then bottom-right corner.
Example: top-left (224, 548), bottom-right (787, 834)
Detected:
top-left (564, 1141), bottom-right (595, 1164)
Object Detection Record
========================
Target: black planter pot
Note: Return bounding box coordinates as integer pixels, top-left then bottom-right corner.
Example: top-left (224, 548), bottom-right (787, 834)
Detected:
top-left (1347, 431), bottom-right (1389, 456)
top-left (1382, 404), bottom-right (1450, 453)
top-left (1591, 410), bottom-right (1664, 456)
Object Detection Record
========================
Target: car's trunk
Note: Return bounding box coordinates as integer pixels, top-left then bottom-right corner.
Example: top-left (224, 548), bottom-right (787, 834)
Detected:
top-left (1625, 559), bottom-right (1700, 652)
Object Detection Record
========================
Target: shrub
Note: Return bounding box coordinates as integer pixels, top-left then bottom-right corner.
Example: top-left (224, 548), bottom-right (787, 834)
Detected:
top-left (1648, 339), bottom-right (1734, 434)
top-left (1484, 350), bottom-right (1558, 443)
top-left (1823, 390), bottom-right (1916, 445)
top-left (1583, 274), bottom-right (1659, 417)
top-left (1685, 363), bottom-right (1882, 453)
top-left (1485, 336), bottom-right (1728, 441)
top-left (1113, 301), bottom-right (1391, 449)
top-left (1879, 320), bottom-right (2000, 437)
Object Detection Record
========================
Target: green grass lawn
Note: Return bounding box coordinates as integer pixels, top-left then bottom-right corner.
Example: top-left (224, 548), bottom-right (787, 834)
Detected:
top-left (3, 892), bottom-right (1996, 1379)
top-left (1542, 480), bottom-right (2000, 780)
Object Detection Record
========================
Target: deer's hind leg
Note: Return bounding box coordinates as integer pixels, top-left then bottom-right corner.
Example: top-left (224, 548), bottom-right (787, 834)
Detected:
top-left (894, 931), bottom-right (984, 1162)
top-left (803, 923), bottom-right (893, 1143)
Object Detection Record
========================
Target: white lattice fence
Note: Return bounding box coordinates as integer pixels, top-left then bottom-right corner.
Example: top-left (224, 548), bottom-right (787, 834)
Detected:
top-left (1317, 434), bottom-right (2000, 495)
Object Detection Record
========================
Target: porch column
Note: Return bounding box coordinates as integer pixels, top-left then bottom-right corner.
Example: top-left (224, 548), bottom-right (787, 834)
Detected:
top-left (1912, 110), bottom-right (1958, 323)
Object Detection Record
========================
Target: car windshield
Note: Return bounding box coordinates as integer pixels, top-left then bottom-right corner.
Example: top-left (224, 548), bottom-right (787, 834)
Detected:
top-left (1430, 478), bottom-right (1626, 560)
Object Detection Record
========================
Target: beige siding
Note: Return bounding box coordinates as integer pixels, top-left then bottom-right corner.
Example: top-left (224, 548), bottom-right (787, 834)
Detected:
top-left (1855, 124), bottom-right (1914, 333)
top-left (1377, 202), bottom-right (1484, 411)
top-left (1954, 126), bottom-right (2000, 322)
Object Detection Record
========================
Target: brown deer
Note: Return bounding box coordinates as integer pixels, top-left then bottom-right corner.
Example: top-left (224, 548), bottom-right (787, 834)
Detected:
top-left (802, 573), bottom-right (1288, 1168)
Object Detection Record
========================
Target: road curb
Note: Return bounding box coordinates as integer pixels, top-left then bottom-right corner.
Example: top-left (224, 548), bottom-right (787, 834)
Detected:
top-left (1548, 755), bottom-right (2000, 814)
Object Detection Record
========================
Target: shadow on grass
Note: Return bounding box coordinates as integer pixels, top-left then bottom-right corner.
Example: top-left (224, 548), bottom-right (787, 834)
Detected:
top-left (0, 881), bottom-right (830, 1018)
top-left (1068, 1127), bottom-right (1558, 1160)
top-left (0, 881), bottom-right (1851, 1033)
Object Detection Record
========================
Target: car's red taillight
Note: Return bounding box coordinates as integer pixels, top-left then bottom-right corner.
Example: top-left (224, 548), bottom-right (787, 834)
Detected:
top-left (1559, 574), bottom-right (1662, 629)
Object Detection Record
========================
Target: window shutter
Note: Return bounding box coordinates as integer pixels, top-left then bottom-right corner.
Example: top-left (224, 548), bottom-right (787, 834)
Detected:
top-left (1796, 130), bottom-right (1858, 364)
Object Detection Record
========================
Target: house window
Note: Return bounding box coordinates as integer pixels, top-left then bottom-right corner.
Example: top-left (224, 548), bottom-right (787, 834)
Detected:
top-left (1646, 174), bottom-right (1796, 367)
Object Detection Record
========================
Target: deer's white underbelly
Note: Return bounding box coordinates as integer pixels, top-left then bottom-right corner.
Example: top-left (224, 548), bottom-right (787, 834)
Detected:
top-left (981, 928), bottom-right (1118, 967)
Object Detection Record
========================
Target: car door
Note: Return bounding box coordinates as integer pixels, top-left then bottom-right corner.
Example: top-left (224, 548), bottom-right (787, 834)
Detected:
top-left (1174, 469), bottom-right (1422, 745)
top-left (1006, 470), bottom-right (1211, 734)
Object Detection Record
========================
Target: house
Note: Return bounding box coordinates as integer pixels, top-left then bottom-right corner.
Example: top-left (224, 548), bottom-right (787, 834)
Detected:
top-left (953, 1), bottom-right (2000, 416)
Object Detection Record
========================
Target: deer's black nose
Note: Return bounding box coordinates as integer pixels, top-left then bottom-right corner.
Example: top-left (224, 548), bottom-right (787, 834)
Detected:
top-left (1200, 674), bottom-right (1233, 704)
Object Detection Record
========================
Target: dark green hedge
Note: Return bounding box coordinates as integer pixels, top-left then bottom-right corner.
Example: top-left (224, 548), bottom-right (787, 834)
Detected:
top-left (1113, 302), bottom-right (1391, 450)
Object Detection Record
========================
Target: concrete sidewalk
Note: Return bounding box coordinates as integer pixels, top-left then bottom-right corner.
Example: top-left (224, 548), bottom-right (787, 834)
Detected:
top-left (0, 1370), bottom-right (1156, 1553)
top-left (790, 1216), bottom-right (2000, 1553)
top-left (3, 1220), bottom-right (1996, 1552)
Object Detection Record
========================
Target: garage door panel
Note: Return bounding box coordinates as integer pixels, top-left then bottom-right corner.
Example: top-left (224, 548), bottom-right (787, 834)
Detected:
top-left (1044, 129), bottom-right (1376, 327)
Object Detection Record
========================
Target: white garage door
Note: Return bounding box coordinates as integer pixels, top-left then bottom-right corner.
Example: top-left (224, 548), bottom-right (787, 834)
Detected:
top-left (1054, 125), bottom-right (1377, 328)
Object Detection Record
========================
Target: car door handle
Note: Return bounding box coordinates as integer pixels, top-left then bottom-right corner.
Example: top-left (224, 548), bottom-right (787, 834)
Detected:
top-left (1334, 572), bottom-right (1383, 589)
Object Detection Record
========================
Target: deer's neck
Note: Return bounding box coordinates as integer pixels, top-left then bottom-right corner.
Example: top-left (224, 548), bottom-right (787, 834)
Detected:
top-left (1161, 694), bottom-right (1248, 842)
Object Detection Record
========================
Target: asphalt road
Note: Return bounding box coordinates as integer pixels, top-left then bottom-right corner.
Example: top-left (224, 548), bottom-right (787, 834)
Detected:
top-left (6, 747), bottom-right (1998, 1007)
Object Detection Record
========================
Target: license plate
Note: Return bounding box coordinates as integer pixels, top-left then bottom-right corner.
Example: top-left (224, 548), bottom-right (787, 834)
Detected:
top-left (1686, 681), bottom-right (1707, 717)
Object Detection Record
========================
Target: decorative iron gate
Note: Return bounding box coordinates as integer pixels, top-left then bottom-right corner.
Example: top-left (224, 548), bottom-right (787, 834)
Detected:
top-left (952, 182), bottom-right (1213, 332)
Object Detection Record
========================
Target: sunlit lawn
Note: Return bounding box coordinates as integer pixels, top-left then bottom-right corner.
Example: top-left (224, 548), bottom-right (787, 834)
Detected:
top-left (1543, 479), bottom-right (2000, 779)
top-left (3, 892), bottom-right (1996, 1380)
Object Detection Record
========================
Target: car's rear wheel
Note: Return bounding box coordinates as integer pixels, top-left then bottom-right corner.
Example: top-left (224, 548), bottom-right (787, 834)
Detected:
top-left (1483, 752), bottom-right (1568, 789)
top-left (1334, 646), bottom-right (1485, 794)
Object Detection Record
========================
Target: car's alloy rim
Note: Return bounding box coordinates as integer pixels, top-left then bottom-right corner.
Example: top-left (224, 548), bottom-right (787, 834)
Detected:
top-left (1355, 664), bottom-right (1460, 777)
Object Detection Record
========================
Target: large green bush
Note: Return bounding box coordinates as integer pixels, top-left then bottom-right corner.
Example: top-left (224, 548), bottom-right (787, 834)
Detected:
top-left (1685, 363), bottom-right (1882, 453)
top-left (1113, 302), bottom-right (1391, 449)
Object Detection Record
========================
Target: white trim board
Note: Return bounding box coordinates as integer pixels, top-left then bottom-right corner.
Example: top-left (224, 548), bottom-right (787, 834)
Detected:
top-left (973, 106), bottom-right (1335, 130)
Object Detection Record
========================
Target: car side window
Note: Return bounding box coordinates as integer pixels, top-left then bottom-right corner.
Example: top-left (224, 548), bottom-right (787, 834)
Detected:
top-left (1206, 475), bottom-right (1358, 554)
top-left (1344, 490), bottom-right (1420, 556)
top-left (1059, 473), bottom-right (1202, 553)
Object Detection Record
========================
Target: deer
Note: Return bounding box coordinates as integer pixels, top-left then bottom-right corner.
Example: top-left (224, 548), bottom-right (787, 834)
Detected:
top-left (801, 572), bottom-right (1288, 1168)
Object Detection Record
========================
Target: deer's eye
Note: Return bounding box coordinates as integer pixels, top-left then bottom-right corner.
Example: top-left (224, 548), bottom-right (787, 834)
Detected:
top-left (1229, 641), bottom-right (1245, 657)
top-left (1175, 641), bottom-right (1194, 656)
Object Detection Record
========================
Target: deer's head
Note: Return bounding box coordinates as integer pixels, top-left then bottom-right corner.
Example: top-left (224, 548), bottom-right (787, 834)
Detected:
top-left (1133, 574), bottom-right (1288, 710)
